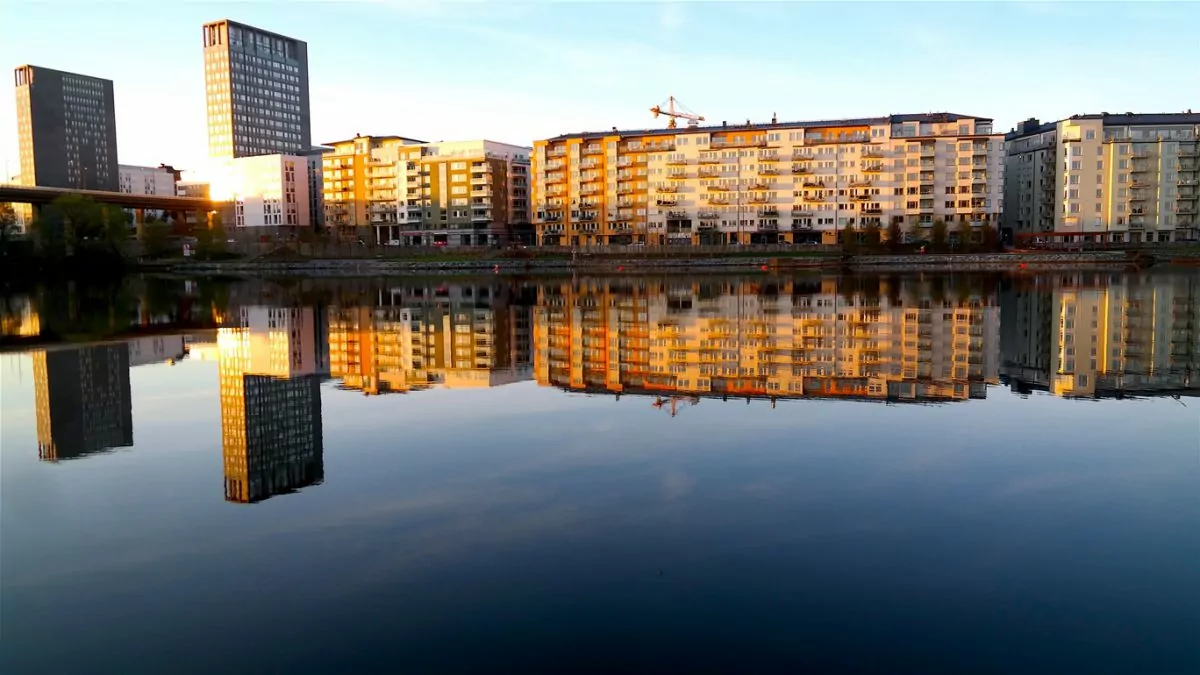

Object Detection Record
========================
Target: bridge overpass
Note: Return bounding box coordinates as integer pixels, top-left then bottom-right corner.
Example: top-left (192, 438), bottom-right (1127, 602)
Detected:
top-left (0, 183), bottom-right (218, 211)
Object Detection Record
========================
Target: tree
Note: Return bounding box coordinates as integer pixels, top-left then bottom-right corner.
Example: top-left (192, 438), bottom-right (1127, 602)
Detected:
top-left (840, 223), bottom-right (856, 250)
top-left (886, 219), bottom-right (903, 250)
top-left (930, 220), bottom-right (948, 249)
top-left (863, 222), bottom-right (882, 248)
top-left (0, 203), bottom-right (17, 234)
top-left (195, 213), bottom-right (229, 259)
top-left (955, 220), bottom-right (973, 252)
top-left (980, 224), bottom-right (999, 251)
top-left (140, 219), bottom-right (172, 258)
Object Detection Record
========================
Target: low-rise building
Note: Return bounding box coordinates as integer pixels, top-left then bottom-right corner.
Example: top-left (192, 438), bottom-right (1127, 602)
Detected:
top-left (118, 164), bottom-right (176, 195)
top-left (1004, 113), bottom-right (1200, 244)
top-left (323, 135), bottom-right (531, 246)
top-left (532, 113), bottom-right (1004, 246)
top-left (205, 153), bottom-right (313, 233)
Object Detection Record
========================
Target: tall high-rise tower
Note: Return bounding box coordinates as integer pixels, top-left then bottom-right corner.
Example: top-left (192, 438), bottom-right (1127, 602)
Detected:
top-left (13, 65), bottom-right (119, 190)
top-left (202, 19), bottom-right (311, 159)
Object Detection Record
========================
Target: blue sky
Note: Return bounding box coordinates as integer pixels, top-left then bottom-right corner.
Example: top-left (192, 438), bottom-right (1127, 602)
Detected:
top-left (2, 1), bottom-right (1198, 174)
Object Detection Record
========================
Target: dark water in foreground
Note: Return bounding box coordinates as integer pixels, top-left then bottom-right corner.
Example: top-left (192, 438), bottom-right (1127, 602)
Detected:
top-left (2, 271), bottom-right (1198, 674)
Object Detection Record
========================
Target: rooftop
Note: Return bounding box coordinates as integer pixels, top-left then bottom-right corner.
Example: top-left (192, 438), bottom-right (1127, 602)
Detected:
top-left (320, 134), bottom-right (428, 147)
top-left (543, 112), bottom-right (993, 142)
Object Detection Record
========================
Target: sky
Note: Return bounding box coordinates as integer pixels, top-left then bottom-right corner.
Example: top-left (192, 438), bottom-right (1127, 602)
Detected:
top-left (2, 0), bottom-right (1198, 175)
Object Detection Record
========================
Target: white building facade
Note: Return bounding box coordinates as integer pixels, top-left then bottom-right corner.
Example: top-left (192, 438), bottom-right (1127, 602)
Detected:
top-left (118, 164), bottom-right (176, 195)
top-left (207, 154), bottom-right (311, 231)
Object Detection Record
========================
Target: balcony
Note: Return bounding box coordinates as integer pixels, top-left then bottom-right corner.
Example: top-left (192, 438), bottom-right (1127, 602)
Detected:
top-left (698, 210), bottom-right (719, 220)
top-left (656, 198), bottom-right (679, 207)
top-left (471, 210), bottom-right (492, 222)
top-left (791, 164), bottom-right (812, 174)
top-left (707, 196), bottom-right (730, 205)
top-left (711, 138), bottom-right (767, 149)
top-left (1178, 162), bottom-right (1199, 173)
top-left (862, 207), bottom-right (883, 215)
top-left (862, 163), bottom-right (884, 173)
top-left (758, 222), bottom-right (779, 231)
top-left (1130, 162), bottom-right (1151, 174)
top-left (791, 208), bottom-right (813, 217)
top-left (617, 185), bottom-right (636, 195)
top-left (582, 144), bottom-right (604, 155)
top-left (748, 180), bottom-right (770, 190)
top-left (667, 157), bottom-right (687, 166)
top-left (802, 194), bottom-right (827, 203)
top-left (1129, 191), bottom-right (1148, 201)
top-left (802, 181), bottom-right (824, 189)
top-left (667, 170), bottom-right (688, 180)
top-left (862, 148), bottom-right (884, 159)
top-left (644, 142), bottom-right (676, 152)
top-left (1179, 179), bottom-right (1199, 186)
top-left (1130, 180), bottom-right (1150, 189)
top-left (972, 145), bottom-right (988, 155)
top-left (698, 167), bottom-right (720, 178)
top-left (1179, 146), bottom-right (1200, 158)
top-left (759, 208), bottom-right (780, 217)
top-left (666, 210), bottom-right (688, 219)
top-left (698, 155), bottom-right (720, 165)
top-left (658, 184), bottom-right (679, 193)
top-left (546, 148), bottom-right (567, 158)
top-left (542, 213), bottom-right (563, 223)
top-left (747, 195), bottom-right (770, 204)
top-left (758, 153), bottom-right (781, 162)
top-left (1129, 151), bottom-right (1150, 159)
top-left (1177, 205), bottom-right (1198, 215)
top-left (546, 172), bottom-right (566, 184)
top-left (849, 180), bottom-right (872, 188)
top-left (759, 166), bottom-right (780, 175)
top-left (851, 194), bottom-right (870, 201)
top-left (805, 133), bottom-right (870, 145)
top-left (707, 184), bottom-right (730, 192)
top-left (470, 174), bottom-right (492, 185)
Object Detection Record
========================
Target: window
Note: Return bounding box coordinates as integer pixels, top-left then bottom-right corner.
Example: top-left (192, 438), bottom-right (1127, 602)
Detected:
top-left (1071, 160), bottom-right (1081, 170)
top-left (1085, 130), bottom-right (1095, 140)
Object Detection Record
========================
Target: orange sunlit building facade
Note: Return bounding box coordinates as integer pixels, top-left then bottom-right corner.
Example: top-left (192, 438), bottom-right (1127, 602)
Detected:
top-left (534, 277), bottom-right (1001, 405)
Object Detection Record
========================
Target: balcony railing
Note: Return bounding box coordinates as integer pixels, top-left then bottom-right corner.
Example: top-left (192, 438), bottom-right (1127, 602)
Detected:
top-left (546, 148), bottom-right (567, 158)
top-left (862, 163), bottom-right (884, 173)
top-left (711, 138), bottom-right (767, 149)
top-left (666, 210), bottom-right (688, 219)
top-left (802, 194), bottom-right (827, 203)
top-left (861, 149), bottom-right (884, 159)
top-left (698, 210), bottom-right (719, 220)
top-left (656, 198), bottom-right (679, 207)
top-left (758, 153), bottom-right (781, 162)
top-left (667, 170), bottom-right (688, 180)
top-left (644, 142), bottom-right (676, 152)
top-left (658, 184), bottom-right (679, 193)
top-left (707, 184), bottom-right (730, 191)
top-left (582, 144), bottom-right (604, 155)
top-left (759, 166), bottom-right (779, 175)
top-left (791, 208), bottom-right (813, 217)
top-left (849, 180), bottom-right (872, 188)
top-left (802, 181), bottom-right (824, 188)
top-left (759, 208), bottom-right (780, 217)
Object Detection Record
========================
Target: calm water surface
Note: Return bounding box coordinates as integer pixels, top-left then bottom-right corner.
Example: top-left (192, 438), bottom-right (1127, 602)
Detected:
top-left (2, 271), bottom-right (1197, 674)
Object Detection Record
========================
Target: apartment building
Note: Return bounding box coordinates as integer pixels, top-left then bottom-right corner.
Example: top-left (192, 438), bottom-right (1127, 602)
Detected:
top-left (534, 278), bottom-right (1000, 403)
top-left (1004, 113), bottom-right (1200, 244)
top-left (323, 136), bottom-right (532, 245)
top-left (532, 113), bottom-right (1003, 246)
top-left (118, 164), bottom-right (176, 195)
top-left (14, 65), bottom-right (119, 191)
top-left (202, 19), bottom-right (311, 159)
top-left (206, 153), bottom-right (312, 231)
top-left (327, 283), bottom-right (533, 395)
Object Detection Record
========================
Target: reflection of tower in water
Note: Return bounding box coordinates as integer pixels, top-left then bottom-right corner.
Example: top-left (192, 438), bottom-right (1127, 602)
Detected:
top-left (33, 345), bottom-right (133, 461)
top-left (218, 306), bottom-right (325, 503)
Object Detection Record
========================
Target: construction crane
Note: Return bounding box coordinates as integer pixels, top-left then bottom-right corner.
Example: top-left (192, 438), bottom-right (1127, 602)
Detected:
top-left (650, 96), bottom-right (704, 129)
top-left (652, 395), bottom-right (700, 417)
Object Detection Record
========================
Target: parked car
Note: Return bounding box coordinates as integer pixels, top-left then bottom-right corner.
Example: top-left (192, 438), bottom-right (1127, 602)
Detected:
top-left (385, 239), bottom-right (401, 246)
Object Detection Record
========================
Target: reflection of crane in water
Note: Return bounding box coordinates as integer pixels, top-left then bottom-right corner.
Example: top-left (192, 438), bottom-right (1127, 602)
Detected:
top-left (652, 395), bottom-right (699, 417)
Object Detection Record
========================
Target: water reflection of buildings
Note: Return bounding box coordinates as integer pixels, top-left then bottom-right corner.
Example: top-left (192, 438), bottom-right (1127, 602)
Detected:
top-left (33, 345), bottom-right (134, 461)
top-left (218, 307), bottom-right (325, 503)
top-left (1001, 273), bottom-right (1200, 398)
top-left (328, 283), bottom-right (533, 395)
top-left (534, 278), bottom-right (1001, 405)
